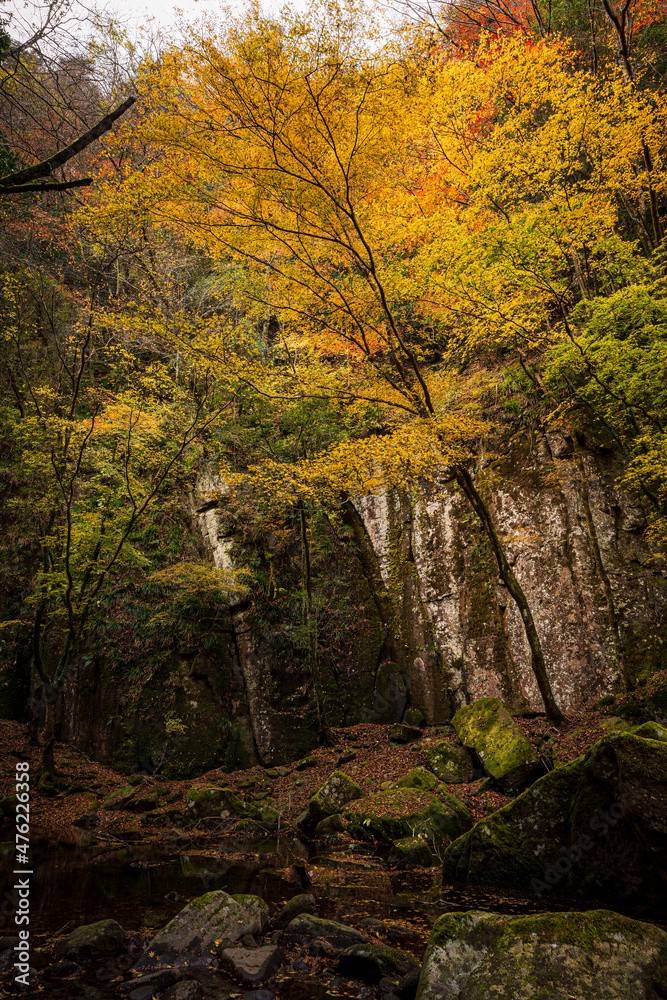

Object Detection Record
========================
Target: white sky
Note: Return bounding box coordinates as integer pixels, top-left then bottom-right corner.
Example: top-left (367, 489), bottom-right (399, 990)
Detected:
top-left (4, 0), bottom-right (306, 41)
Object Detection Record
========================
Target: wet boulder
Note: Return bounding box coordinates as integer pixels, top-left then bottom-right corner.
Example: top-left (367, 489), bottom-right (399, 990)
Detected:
top-left (339, 943), bottom-right (419, 982)
top-left (134, 890), bottom-right (267, 969)
top-left (416, 909), bottom-right (667, 1000)
top-left (60, 919), bottom-right (126, 958)
top-left (452, 697), bottom-right (543, 791)
top-left (421, 741), bottom-right (475, 784)
top-left (345, 788), bottom-right (471, 846)
top-left (286, 914), bottom-right (368, 949)
top-left (442, 733), bottom-right (667, 906)
top-left (308, 771), bottom-right (363, 824)
top-left (391, 836), bottom-right (433, 866)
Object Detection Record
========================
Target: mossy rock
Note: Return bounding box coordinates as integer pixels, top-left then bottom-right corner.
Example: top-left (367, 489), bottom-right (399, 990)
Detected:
top-left (308, 771), bottom-right (364, 824)
top-left (391, 835), bottom-right (434, 866)
top-left (339, 942), bottom-right (419, 982)
top-left (416, 909), bottom-right (667, 1000)
top-left (246, 803), bottom-right (280, 832)
top-left (599, 716), bottom-right (633, 733)
top-left (315, 812), bottom-right (346, 844)
top-left (275, 893), bottom-right (317, 928)
top-left (397, 767), bottom-right (440, 793)
top-left (345, 787), bottom-right (471, 846)
top-left (632, 720), bottom-right (667, 742)
top-left (442, 733), bottom-right (667, 907)
top-left (421, 741), bottom-right (475, 783)
top-left (184, 786), bottom-right (246, 821)
top-left (452, 697), bottom-right (543, 791)
top-left (102, 785), bottom-right (136, 811)
top-left (295, 756), bottom-right (318, 771)
top-left (403, 709), bottom-right (424, 727)
top-left (60, 919), bottom-right (126, 958)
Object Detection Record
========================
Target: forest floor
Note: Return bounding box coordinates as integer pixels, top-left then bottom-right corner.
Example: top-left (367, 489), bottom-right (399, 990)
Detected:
top-left (0, 710), bottom-right (613, 849)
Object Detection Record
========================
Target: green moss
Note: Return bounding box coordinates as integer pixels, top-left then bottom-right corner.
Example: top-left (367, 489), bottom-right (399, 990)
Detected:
top-left (452, 697), bottom-right (539, 784)
top-left (345, 787), bottom-right (471, 845)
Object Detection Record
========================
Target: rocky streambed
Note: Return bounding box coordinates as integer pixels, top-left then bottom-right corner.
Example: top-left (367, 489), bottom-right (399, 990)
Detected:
top-left (1, 696), bottom-right (666, 998)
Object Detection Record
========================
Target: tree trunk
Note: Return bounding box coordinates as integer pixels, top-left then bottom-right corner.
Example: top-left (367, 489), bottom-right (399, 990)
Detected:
top-left (454, 465), bottom-right (564, 723)
top-left (41, 701), bottom-right (56, 780)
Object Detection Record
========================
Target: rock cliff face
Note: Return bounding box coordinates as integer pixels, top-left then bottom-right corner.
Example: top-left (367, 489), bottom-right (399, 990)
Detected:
top-left (60, 431), bottom-right (667, 771)
top-left (354, 431), bottom-right (667, 719)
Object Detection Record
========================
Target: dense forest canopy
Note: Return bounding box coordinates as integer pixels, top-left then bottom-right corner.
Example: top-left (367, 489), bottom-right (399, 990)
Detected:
top-left (1, 0), bottom-right (666, 769)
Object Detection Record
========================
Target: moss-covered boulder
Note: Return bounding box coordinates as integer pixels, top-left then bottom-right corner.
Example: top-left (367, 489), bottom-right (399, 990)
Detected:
top-left (452, 697), bottom-right (543, 791)
top-left (387, 723), bottom-right (422, 744)
top-left (345, 788), bottom-right (471, 846)
top-left (184, 787), bottom-right (245, 821)
top-left (421, 741), bottom-right (475, 783)
top-left (315, 812), bottom-right (346, 845)
top-left (442, 733), bottom-right (667, 906)
top-left (102, 786), bottom-right (136, 811)
top-left (396, 766), bottom-right (440, 792)
top-left (632, 719), bottom-right (667, 742)
top-left (308, 771), bottom-right (363, 824)
top-left (339, 943), bottom-right (419, 982)
top-left (416, 909), bottom-right (667, 1000)
top-left (60, 919), bottom-right (126, 958)
top-left (134, 891), bottom-right (266, 969)
top-left (391, 836), bottom-right (434, 866)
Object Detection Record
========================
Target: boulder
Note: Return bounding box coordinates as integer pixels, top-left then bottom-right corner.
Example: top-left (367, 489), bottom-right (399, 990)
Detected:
top-left (391, 836), bottom-right (433, 866)
top-left (102, 786), bottom-right (136, 811)
top-left (285, 914), bottom-right (368, 949)
top-left (397, 766), bottom-right (441, 793)
top-left (421, 741), bottom-right (475, 783)
top-left (308, 771), bottom-right (363, 824)
top-left (274, 894), bottom-right (317, 928)
top-left (220, 945), bottom-right (283, 983)
top-left (370, 662), bottom-right (407, 724)
top-left (632, 720), bottom-right (667, 742)
top-left (387, 724), bottom-right (422, 744)
top-left (161, 984), bottom-right (203, 1000)
top-left (345, 788), bottom-right (471, 846)
top-left (134, 890), bottom-right (266, 969)
top-left (120, 970), bottom-right (181, 993)
top-left (184, 787), bottom-right (245, 821)
top-left (339, 943), bottom-right (419, 982)
top-left (416, 909), bottom-right (667, 1000)
top-left (442, 733), bottom-right (667, 906)
top-left (60, 919), bottom-right (125, 958)
top-left (452, 697), bottom-right (543, 791)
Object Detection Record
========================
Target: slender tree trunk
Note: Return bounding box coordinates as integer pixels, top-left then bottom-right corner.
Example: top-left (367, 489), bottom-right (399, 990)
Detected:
top-left (299, 502), bottom-right (331, 743)
top-left (454, 465), bottom-right (564, 723)
top-left (41, 701), bottom-right (56, 780)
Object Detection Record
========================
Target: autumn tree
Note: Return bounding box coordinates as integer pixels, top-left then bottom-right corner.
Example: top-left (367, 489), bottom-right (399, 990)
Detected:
top-left (102, 1), bottom-right (573, 720)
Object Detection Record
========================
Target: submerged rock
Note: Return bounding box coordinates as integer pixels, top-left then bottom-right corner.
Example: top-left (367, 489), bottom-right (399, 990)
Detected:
top-left (339, 943), bottom-right (419, 982)
top-left (452, 697), bottom-right (543, 791)
top-left (415, 909), bottom-right (667, 999)
top-left (134, 890), bottom-right (267, 969)
top-left (60, 919), bottom-right (126, 958)
top-left (421, 741), bottom-right (475, 784)
top-left (308, 771), bottom-right (363, 824)
top-left (345, 787), bottom-right (471, 846)
top-left (442, 733), bottom-right (667, 906)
